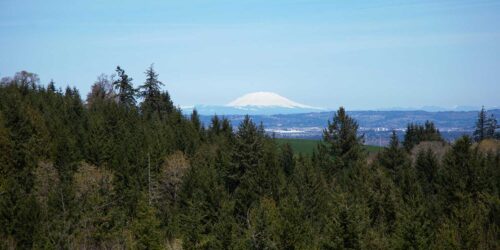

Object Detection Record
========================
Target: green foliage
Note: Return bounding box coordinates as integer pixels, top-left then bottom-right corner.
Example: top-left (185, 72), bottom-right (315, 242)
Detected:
top-left (415, 148), bottom-right (439, 195)
top-left (229, 116), bottom-right (287, 226)
top-left (403, 121), bottom-right (443, 151)
top-left (321, 107), bottom-right (365, 173)
top-left (245, 197), bottom-right (281, 249)
top-left (275, 138), bottom-right (382, 156)
top-left (474, 107), bottom-right (488, 142)
top-left (113, 66), bottom-right (136, 107)
top-left (138, 64), bottom-right (168, 120)
top-left (275, 138), bottom-right (320, 155)
top-left (280, 143), bottom-right (295, 176)
top-left (393, 202), bottom-right (432, 250)
top-left (438, 136), bottom-right (490, 208)
top-left (377, 130), bottom-right (408, 181)
top-left (277, 185), bottom-right (316, 248)
top-left (474, 107), bottom-right (499, 142)
top-left (1, 70), bottom-right (499, 249)
top-left (178, 147), bottom-right (238, 249)
top-left (131, 194), bottom-right (163, 250)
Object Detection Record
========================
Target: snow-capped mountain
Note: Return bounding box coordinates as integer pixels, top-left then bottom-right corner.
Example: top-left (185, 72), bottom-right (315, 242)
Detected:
top-left (227, 92), bottom-right (315, 109)
top-left (183, 92), bottom-right (323, 115)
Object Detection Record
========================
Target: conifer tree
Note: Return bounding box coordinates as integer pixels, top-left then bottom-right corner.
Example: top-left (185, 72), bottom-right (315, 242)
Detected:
top-left (337, 206), bottom-right (361, 249)
top-left (190, 109), bottom-right (203, 137)
top-left (278, 185), bottom-right (316, 248)
top-left (321, 107), bottom-right (364, 172)
top-left (291, 158), bottom-right (330, 227)
top-left (486, 114), bottom-right (498, 139)
top-left (0, 94), bottom-right (44, 247)
top-left (178, 149), bottom-right (235, 249)
top-left (229, 115), bottom-right (265, 192)
top-left (138, 65), bottom-right (163, 101)
top-left (209, 115), bottom-right (221, 136)
top-left (138, 64), bottom-right (164, 119)
top-left (131, 194), bottom-right (163, 250)
top-left (1, 69), bottom-right (500, 249)
top-left (393, 201), bottom-right (432, 250)
top-left (378, 130), bottom-right (407, 178)
top-left (403, 121), bottom-right (442, 151)
top-left (437, 136), bottom-right (489, 213)
top-left (473, 107), bottom-right (488, 142)
top-left (158, 91), bottom-right (174, 115)
top-left (0, 111), bottom-right (13, 179)
top-left (415, 148), bottom-right (439, 195)
top-left (113, 66), bottom-right (136, 107)
top-left (280, 143), bottom-right (295, 176)
top-left (47, 80), bottom-right (56, 93)
top-left (221, 118), bottom-right (233, 136)
top-left (245, 197), bottom-right (281, 249)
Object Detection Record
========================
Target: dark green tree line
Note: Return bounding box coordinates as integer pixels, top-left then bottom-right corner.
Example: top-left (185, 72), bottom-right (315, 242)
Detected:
top-left (0, 69), bottom-right (499, 249)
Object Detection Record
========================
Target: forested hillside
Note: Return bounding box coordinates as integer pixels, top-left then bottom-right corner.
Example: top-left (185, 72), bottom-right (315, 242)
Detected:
top-left (1, 69), bottom-right (499, 249)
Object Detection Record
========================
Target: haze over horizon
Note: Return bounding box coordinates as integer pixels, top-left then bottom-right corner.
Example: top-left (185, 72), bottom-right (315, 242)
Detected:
top-left (1, 0), bottom-right (500, 110)
top-left (186, 91), bottom-right (498, 114)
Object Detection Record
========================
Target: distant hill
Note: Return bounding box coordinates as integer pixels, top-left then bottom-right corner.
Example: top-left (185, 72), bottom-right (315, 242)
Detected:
top-left (183, 91), bottom-right (324, 115)
top-left (183, 104), bottom-right (323, 115)
top-left (198, 109), bottom-right (500, 145)
top-left (199, 109), bottom-right (500, 131)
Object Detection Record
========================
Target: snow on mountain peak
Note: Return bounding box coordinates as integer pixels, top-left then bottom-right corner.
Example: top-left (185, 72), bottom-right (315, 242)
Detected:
top-left (227, 92), bottom-right (316, 109)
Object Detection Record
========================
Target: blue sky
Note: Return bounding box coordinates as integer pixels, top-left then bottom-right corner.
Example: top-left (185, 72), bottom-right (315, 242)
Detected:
top-left (1, 0), bottom-right (499, 110)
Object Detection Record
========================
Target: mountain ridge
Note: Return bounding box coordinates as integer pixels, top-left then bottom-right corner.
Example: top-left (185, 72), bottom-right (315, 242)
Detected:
top-left (183, 91), bottom-right (324, 115)
top-left (227, 91), bottom-right (319, 109)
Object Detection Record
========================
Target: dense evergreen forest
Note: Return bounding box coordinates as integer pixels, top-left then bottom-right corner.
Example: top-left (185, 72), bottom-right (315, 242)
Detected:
top-left (1, 68), bottom-right (499, 249)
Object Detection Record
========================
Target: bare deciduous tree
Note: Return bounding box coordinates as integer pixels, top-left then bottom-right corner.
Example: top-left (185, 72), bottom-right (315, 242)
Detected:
top-left (156, 151), bottom-right (190, 205)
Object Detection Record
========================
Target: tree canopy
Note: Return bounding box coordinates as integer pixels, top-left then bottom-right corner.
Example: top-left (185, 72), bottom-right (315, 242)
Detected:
top-left (0, 69), bottom-right (498, 249)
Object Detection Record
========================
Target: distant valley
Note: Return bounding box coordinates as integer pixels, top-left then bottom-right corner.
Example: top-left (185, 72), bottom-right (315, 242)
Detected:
top-left (198, 109), bottom-right (500, 146)
top-left (184, 92), bottom-right (498, 146)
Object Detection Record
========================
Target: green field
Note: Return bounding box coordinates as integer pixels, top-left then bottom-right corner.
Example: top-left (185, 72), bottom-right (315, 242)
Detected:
top-left (275, 138), bottom-right (383, 155)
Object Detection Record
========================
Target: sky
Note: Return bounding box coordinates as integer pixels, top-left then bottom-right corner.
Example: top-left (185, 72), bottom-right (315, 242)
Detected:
top-left (1, 0), bottom-right (499, 110)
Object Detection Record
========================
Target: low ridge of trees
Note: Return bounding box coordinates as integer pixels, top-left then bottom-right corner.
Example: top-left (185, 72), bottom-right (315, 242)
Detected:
top-left (403, 121), bottom-right (443, 151)
top-left (0, 69), bottom-right (499, 249)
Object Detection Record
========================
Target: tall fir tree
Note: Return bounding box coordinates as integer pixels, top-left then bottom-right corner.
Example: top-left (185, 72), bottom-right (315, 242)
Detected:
top-left (190, 109), bottom-right (204, 139)
top-left (473, 106), bottom-right (487, 142)
top-left (378, 130), bottom-right (407, 179)
top-left (228, 115), bottom-right (265, 193)
top-left (138, 64), bottom-right (164, 119)
top-left (113, 66), bottom-right (136, 107)
top-left (320, 106), bottom-right (364, 174)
